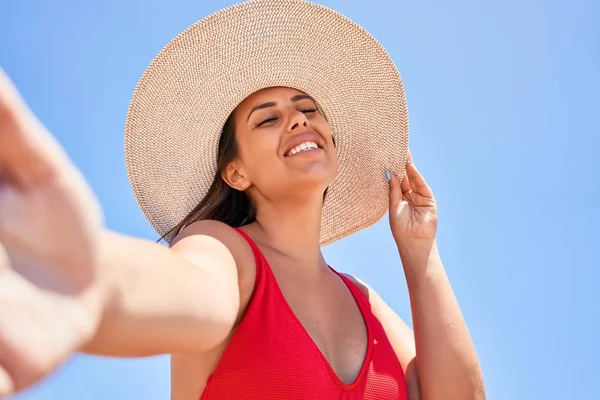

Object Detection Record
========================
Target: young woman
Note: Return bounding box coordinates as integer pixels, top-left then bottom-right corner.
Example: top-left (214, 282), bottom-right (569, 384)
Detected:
top-left (0, 1), bottom-right (484, 399)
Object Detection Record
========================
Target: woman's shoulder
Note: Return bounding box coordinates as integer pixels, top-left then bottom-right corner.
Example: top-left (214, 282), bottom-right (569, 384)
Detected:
top-left (171, 220), bottom-right (253, 260)
top-left (171, 219), bottom-right (240, 243)
top-left (171, 220), bottom-right (257, 327)
top-left (340, 272), bottom-right (370, 299)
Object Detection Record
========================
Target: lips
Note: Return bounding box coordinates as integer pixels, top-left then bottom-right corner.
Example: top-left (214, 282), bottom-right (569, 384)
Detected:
top-left (283, 131), bottom-right (325, 156)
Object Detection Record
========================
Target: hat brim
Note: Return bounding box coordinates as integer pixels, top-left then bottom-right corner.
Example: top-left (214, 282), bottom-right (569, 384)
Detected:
top-left (124, 0), bottom-right (409, 245)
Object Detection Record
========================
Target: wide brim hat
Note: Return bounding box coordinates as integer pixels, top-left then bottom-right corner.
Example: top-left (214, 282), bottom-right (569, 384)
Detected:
top-left (124, 0), bottom-right (409, 245)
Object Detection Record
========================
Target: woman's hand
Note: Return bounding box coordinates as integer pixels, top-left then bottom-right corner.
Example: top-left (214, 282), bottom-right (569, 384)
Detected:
top-left (388, 153), bottom-right (438, 247)
top-left (0, 70), bottom-right (106, 395)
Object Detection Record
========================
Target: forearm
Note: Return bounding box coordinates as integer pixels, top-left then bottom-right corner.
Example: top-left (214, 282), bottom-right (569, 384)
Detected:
top-left (398, 239), bottom-right (485, 400)
top-left (80, 230), bottom-right (238, 357)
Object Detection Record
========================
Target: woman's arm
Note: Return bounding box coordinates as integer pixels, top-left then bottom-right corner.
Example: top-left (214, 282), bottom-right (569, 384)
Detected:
top-left (398, 240), bottom-right (485, 400)
top-left (384, 156), bottom-right (485, 400)
top-left (81, 220), bottom-right (255, 357)
top-left (345, 242), bottom-right (484, 400)
top-left (0, 71), bottom-right (250, 394)
top-left (341, 273), bottom-right (420, 399)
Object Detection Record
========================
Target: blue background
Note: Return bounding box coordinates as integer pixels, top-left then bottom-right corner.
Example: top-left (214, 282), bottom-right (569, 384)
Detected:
top-left (2, 0), bottom-right (598, 399)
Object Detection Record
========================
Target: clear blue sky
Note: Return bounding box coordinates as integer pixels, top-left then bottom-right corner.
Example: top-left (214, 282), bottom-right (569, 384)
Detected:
top-left (2, 0), bottom-right (598, 399)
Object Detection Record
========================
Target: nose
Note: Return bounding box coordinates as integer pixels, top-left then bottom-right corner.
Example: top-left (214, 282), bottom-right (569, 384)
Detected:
top-left (287, 108), bottom-right (309, 132)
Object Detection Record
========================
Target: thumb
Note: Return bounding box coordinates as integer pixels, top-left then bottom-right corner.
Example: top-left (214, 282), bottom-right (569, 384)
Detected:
top-left (387, 169), bottom-right (403, 209)
top-left (0, 69), bottom-right (71, 190)
top-left (0, 365), bottom-right (15, 397)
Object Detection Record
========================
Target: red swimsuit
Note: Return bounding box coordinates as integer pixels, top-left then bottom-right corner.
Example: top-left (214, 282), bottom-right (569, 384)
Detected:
top-left (200, 229), bottom-right (408, 399)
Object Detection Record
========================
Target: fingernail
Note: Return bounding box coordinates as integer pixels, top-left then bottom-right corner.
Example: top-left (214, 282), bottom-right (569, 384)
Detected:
top-left (384, 169), bottom-right (391, 181)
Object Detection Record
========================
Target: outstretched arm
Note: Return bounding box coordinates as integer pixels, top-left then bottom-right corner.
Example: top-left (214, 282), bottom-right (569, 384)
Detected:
top-left (0, 69), bottom-right (253, 396)
top-left (81, 221), bottom-right (252, 357)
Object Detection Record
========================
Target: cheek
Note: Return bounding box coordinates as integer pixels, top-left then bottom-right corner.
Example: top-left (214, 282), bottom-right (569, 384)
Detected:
top-left (326, 130), bottom-right (340, 175)
top-left (321, 123), bottom-right (337, 160)
top-left (330, 146), bottom-right (340, 175)
top-left (239, 132), bottom-right (284, 172)
top-left (317, 118), bottom-right (334, 145)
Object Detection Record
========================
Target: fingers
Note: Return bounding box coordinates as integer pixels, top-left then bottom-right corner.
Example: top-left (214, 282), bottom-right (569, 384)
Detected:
top-left (0, 242), bottom-right (8, 270)
top-left (0, 365), bottom-right (14, 396)
top-left (0, 69), bottom-right (70, 190)
top-left (400, 169), bottom-right (411, 194)
top-left (388, 168), bottom-right (403, 208)
top-left (399, 151), bottom-right (413, 193)
top-left (388, 151), bottom-right (434, 204)
top-left (405, 160), bottom-right (433, 198)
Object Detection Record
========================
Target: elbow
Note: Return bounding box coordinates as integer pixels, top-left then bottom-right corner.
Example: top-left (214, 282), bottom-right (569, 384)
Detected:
top-left (421, 371), bottom-right (486, 400)
top-left (471, 388), bottom-right (487, 400)
top-left (474, 380), bottom-right (487, 400)
top-left (457, 357), bottom-right (486, 400)
top-left (436, 383), bottom-right (486, 400)
top-left (472, 363), bottom-right (486, 399)
top-left (465, 371), bottom-right (487, 400)
top-left (454, 367), bottom-right (486, 400)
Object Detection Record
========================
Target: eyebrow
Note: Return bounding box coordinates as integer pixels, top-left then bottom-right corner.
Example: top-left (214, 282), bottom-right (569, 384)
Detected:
top-left (246, 94), bottom-right (315, 122)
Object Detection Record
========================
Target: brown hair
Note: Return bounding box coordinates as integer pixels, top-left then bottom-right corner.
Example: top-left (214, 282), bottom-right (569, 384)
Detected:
top-left (158, 112), bottom-right (255, 244)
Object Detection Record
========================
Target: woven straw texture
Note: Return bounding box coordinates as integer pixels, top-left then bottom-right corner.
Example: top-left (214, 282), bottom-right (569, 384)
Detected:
top-left (124, 0), bottom-right (409, 245)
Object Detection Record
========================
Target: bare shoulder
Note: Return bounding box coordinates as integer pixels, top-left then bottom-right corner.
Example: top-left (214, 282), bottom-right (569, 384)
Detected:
top-left (170, 221), bottom-right (258, 400)
top-left (171, 220), bottom-right (250, 254)
top-left (341, 272), bottom-right (373, 303)
top-left (341, 272), bottom-right (389, 319)
top-left (341, 271), bottom-right (417, 373)
top-left (340, 271), bottom-right (400, 321)
top-left (171, 220), bottom-right (254, 269)
top-left (171, 220), bottom-right (257, 327)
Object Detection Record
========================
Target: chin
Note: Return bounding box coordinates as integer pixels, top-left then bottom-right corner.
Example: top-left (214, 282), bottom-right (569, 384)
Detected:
top-left (287, 166), bottom-right (337, 193)
top-left (275, 155), bottom-right (338, 193)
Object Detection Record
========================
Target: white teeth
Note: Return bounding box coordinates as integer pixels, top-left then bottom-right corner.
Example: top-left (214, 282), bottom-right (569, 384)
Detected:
top-left (287, 141), bottom-right (319, 156)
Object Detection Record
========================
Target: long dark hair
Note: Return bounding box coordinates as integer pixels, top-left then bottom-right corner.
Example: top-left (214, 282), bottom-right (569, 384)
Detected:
top-left (158, 112), bottom-right (255, 244)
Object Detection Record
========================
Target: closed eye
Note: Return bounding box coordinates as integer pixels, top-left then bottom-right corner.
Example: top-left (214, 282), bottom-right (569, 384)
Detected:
top-left (257, 117), bottom-right (277, 127)
top-left (257, 109), bottom-right (317, 127)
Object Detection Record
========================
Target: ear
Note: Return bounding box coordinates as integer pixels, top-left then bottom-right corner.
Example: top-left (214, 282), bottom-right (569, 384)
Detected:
top-left (222, 161), bottom-right (251, 191)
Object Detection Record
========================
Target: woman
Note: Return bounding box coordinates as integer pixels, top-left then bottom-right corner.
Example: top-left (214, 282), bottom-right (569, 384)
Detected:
top-left (0, 1), bottom-right (484, 399)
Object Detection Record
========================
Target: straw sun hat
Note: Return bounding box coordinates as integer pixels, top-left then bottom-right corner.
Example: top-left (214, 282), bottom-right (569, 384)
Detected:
top-left (124, 0), bottom-right (409, 245)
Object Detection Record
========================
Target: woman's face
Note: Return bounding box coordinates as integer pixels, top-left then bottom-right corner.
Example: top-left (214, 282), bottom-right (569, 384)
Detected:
top-left (226, 86), bottom-right (338, 202)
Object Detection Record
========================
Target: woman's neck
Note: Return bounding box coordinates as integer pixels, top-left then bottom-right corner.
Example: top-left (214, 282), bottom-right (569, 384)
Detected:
top-left (247, 194), bottom-right (327, 274)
